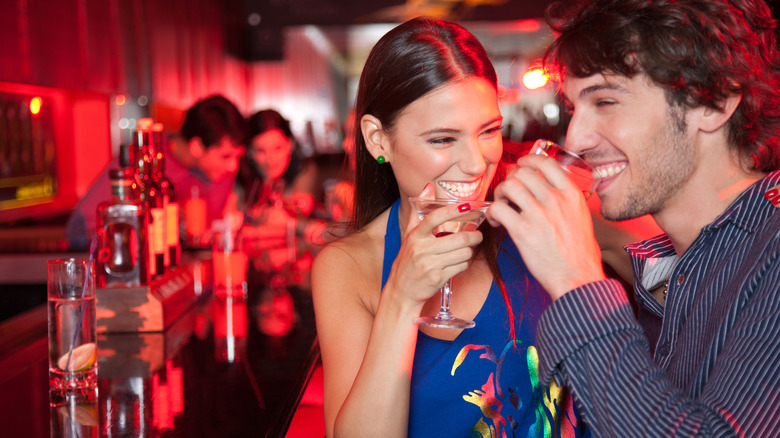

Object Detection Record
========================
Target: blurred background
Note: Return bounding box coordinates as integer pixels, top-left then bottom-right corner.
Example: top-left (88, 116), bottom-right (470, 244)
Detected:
top-left (0, 0), bottom-right (575, 227)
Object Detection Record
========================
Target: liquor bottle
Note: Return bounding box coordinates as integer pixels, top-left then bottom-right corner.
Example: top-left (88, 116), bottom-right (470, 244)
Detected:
top-left (96, 144), bottom-right (150, 287)
top-left (151, 122), bottom-right (181, 268)
top-left (132, 119), bottom-right (166, 278)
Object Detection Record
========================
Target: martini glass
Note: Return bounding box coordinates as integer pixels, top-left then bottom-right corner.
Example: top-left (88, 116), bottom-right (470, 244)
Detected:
top-left (530, 139), bottom-right (600, 198)
top-left (408, 197), bottom-right (491, 329)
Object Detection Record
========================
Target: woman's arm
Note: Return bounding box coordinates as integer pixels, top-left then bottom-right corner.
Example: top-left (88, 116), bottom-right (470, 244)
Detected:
top-left (313, 203), bottom-right (483, 437)
top-left (313, 241), bottom-right (419, 437)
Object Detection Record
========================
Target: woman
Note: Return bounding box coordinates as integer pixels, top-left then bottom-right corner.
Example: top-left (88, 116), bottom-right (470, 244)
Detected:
top-left (234, 109), bottom-right (324, 272)
top-left (312, 17), bottom-right (590, 437)
top-left (237, 109), bottom-right (318, 215)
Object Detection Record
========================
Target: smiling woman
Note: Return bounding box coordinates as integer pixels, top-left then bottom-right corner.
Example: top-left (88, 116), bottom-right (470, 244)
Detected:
top-left (311, 16), bottom-right (591, 438)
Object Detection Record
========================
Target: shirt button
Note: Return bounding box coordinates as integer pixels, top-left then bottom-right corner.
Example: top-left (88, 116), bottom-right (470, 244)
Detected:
top-left (658, 343), bottom-right (670, 356)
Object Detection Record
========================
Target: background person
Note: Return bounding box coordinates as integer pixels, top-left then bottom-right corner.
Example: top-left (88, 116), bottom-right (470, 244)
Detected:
top-left (165, 95), bottom-right (247, 237)
top-left (487, 0), bottom-right (780, 436)
top-left (312, 17), bottom-right (590, 438)
top-left (65, 94), bottom-right (246, 250)
top-left (232, 109), bottom-right (325, 273)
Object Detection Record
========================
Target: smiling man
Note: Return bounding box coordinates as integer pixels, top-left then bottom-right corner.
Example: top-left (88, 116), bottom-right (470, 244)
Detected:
top-left (487, 0), bottom-right (780, 436)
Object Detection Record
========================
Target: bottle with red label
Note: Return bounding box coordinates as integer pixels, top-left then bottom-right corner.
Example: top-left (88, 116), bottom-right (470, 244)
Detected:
top-left (151, 122), bottom-right (180, 268)
top-left (132, 119), bottom-right (166, 278)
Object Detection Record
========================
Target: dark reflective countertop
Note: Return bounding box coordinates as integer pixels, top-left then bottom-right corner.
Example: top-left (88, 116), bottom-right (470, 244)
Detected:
top-left (0, 262), bottom-right (319, 438)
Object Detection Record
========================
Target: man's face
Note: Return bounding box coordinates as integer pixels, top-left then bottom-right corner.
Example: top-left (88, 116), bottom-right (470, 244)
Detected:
top-left (198, 136), bottom-right (245, 182)
top-left (562, 72), bottom-right (696, 221)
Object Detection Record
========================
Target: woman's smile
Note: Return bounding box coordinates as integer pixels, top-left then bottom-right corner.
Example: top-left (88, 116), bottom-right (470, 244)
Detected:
top-left (436, 178), bottom-right (483, 199)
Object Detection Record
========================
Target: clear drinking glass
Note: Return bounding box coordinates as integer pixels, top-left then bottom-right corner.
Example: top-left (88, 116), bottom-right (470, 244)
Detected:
top-left (529, 139), bottom-right (600, 198)
top-left (49, 393), bottom-right (99, 437)
top-left (47, 258), bottom-right (98, 403)
top-left (212, 220), bottom-right (248, 301)
top-left (408, 197), bottom-right (491, 329)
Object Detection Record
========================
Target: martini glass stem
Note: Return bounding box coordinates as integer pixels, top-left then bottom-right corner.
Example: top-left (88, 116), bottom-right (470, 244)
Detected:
top-left (437, 279), bottom-right (454, 320)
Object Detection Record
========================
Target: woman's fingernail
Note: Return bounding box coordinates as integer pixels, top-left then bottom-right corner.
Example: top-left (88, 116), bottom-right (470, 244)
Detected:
top-left (458, 203), bottom-right (471, 212)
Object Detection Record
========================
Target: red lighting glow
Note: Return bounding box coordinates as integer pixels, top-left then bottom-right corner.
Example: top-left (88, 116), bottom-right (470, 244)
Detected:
top-left (497, 84), bottom-right (508, 99)
top-left (29, 97), bottom-right (42, 115)
top-left (509, 19), bottom-right (542, 33)
top-left (523, 68), bottom-right (548, 90)
top-left (115, 94), bottom-right (127, 106)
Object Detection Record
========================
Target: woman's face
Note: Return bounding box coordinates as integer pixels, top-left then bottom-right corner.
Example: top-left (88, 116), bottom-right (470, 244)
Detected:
top-left (250, 128), bottom-right (293, 181)
top-left (386, 77), bottom-right (503, 201)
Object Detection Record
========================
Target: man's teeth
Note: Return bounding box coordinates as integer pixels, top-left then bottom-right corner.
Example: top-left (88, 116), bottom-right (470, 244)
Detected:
top-left (594, 162), bottom-right (627, 179)
top-left (438, 181), bottom-right (478, 197)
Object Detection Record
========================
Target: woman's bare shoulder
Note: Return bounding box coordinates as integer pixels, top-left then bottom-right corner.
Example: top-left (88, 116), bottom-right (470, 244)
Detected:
top-left (318, 215), bottom-right (386, 266)
top-left (312, 210), bottom-right (390, 304)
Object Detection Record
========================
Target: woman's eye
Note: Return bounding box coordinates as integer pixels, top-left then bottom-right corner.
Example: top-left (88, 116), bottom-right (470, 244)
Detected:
top-left (428, 137), bottom-right (456, 145)
top-left (482, 126), bottom-right (502, 136)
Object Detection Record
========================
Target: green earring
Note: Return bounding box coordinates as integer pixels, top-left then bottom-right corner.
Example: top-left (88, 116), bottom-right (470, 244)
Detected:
top-left (376, 155), bottom-right (386, 164)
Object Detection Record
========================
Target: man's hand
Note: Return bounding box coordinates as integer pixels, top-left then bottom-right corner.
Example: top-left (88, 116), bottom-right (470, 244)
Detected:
top-left (487, 154), bottom-right (606, 299)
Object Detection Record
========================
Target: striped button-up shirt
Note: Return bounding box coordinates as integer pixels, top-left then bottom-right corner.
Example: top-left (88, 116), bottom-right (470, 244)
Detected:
top-left (536, 170), bottom-right (780, 437)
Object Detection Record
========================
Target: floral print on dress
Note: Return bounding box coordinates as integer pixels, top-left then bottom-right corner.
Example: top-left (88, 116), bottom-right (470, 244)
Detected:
top-left (453, 341), bottom-right (584, 438)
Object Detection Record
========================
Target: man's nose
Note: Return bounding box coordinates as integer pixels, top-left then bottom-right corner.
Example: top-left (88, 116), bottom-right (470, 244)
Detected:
top-left (228, 159), bottom-right (240, 173)
top-left (565, 110), bottom-right (600, 156)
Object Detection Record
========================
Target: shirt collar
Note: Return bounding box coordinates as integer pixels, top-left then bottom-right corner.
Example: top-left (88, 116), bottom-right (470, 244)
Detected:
top-left (626, 170), bottom-right (780, 259)
top-left (703, 170), bottom-right (780, 233)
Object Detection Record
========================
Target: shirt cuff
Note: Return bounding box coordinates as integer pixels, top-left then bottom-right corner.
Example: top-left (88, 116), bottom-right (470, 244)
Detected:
top-left (536, 279), bottom-right (641, 384)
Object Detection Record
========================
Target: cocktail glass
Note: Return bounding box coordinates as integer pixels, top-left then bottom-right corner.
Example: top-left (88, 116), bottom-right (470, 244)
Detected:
top-left (408, 197), bottom-right (490, 329)
top-left (530, 139), bottom-right (600, 198)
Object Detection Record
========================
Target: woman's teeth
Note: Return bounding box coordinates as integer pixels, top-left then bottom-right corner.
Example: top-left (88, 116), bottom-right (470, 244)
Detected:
top-left (438, 180), bottom-right (478, 198)
top-left (594, 162), bottom-right (627, 179)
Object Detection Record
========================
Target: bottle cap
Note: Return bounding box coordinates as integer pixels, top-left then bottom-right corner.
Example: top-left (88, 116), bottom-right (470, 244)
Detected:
top-left (118, 144), bottom-right (131, 168)
top-left (137, 118), bottom-right (154, 131)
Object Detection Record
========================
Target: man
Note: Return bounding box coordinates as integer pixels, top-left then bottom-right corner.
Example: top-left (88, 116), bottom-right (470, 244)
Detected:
top-left (163, 95), bottom-right (246, 230)
top-left (66, 94), bottom-right (246, 249)
top-left (487, 0), bottom-right (780, 436)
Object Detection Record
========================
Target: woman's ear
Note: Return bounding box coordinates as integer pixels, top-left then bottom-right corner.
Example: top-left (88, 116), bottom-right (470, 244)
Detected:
top-left (360, 114), bottom-right (391, 163)
top-left (698, 94), bottom-right (742, 133)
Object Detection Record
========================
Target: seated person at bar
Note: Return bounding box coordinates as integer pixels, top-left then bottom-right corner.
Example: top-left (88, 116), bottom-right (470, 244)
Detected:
top-left (66, 94), bottom-right (246, 250)
top-left (487, 0), bottom-right (780, 436)
top-left (162, 95), bottom-right (247, 246)
top-left (311, 17), bottom-right (590, 437)
top-left (231, 109), bottom-right (325, 272)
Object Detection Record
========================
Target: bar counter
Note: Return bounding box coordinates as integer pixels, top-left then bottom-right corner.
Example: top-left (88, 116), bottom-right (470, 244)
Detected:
top-left (0, 258), bottom-right (320, 437)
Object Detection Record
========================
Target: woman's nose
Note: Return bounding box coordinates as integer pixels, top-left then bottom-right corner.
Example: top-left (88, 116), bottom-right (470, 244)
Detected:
top-left (459, 139), bottom-right (489, 175)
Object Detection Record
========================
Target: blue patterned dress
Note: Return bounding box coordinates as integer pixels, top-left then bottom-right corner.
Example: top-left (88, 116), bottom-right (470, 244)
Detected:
top-left (382, 199), bottom-right (590, 438)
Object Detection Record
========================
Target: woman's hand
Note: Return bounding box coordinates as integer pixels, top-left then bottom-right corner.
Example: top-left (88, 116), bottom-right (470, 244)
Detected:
top-left (383, 185), bottom-right (484, 310)
top-left (240, 204), bottom-right (290, 259)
